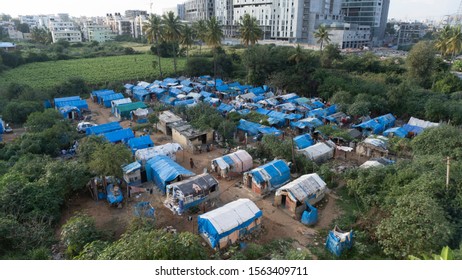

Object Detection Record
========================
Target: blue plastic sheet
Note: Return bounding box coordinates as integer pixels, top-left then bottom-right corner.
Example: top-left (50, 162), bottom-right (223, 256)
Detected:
top-left (146, 155), bottom-right (195, 193)
top-left (301, 203), bottom-right (318, 225)
top-left (106, 184), bottom-right (123, 205)
top-left (86, 122), bottom-right (122, 135)
top-left (103, 128), bottom-right (135, 143)
top-left (128, 136), bottom-right (154, 154)
top-left (249, 159), bottom-right (290, 190)
top-left (325, 226), bottom-right (354, 257)
top-left (293, 134), bottom-right (314, 149)
top-left (383, 127), bottom-right (408, 138)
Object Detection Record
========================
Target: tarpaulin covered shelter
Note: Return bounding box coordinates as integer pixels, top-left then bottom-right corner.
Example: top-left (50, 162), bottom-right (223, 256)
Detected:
top-left (243, 159), bottom-right (291, 195)
top-left (145, 155), bottom-right (195, 192)
top-left (135, 143), bottom-right (183, 163)
top-left (408, 116), bottom-right (439, 129)
top-left (114, 102), bottom-right (147, 119)
top-left (356, 136), bottom-right (388, 158)
top-left (299, 142), bottom-right (335, 163)
top-left (53, 96), bottom-right (80, 108)
top-left (274, 173), bottom-right (327, 218)
top-left (131, 108), bottom-right (150, 123)
top-left (102, 93), bottom-right (124, 108)
top-left (198, 198), bottom-right (262, 249)
top-left (169, 88), bottom-right (183, 97)
top-left (55, 99), bottom-right (88, 111)
top-left (290, 117), bottom-right (324, 130)
top-left (111, 98), bottom-right (132, 114)
top-left (151, 87), bottom-right (167, 98)
top-left (237, 119), bottom-right (282, 137)
top-left (122, 161), bottom-right (142, 187)
top-left (402, 124), bottom-right (424, 136)
top-left (58, 106), bottom-right (81, 119)
top-left (165, 173), bottom-right (219, 215)
top-left (353, 113), bottom-right (395, 136)
top-left (326, 225), bottom-right (354, 257)
top-left (383, 127), bottom-right (408, 138)
top-left (103, 128), bottom-right (135, 144)
top-left (86, 121), bottom-right (122, 135)
top-left (127, 135), bottom-right (154, 154)
top-left (217, 103), bottom-right (234, 113)
top-left (211, 150), bottom-right (253, 178)
top-left (106, 184), bottom-right (123, 206)
top-left (133, 87), bottom-right (151, 101)
top-left (91, 89), bottom-right (115, 103)
top-left (359, 157), bottom-right (394, 169)
top-left (124, 84), bottom-right (134, 95)
top-left (293, 134), bottom-right (314, 149)
top-left (200, 91), bottom-right (214, 98)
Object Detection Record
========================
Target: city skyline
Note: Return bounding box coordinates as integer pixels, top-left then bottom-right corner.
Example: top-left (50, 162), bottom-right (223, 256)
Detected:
top-left (1, 0), bottom-right (461, 21)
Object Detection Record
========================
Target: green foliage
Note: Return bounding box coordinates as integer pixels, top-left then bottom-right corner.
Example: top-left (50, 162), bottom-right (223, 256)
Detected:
top-left (411, 125), bottom-right (462, 159)
top-left (184, 57), bottom-right (213, 77)
top-left (452, 60), bottom-right (462, 72)
top-left (2, 101), bottom-right (43, 124)
top-left (376, 192), bottom-right (452, 258)
top-left (97, 229), bottom-right (207, 260)
top-left (61, 214), bottom-right (101, 258)
top-left (409, 246), bottom-right (454, 260)
top-left (88, 142), bottom-right (132, 178)
top-left (432, 72), bottom-right (462, 94)
top-left (406, 41), bottom-right (436, 88)
top-left (25, 109), bottom-right (63, 132)
top-left (74, 240), bottom-right (110, 260)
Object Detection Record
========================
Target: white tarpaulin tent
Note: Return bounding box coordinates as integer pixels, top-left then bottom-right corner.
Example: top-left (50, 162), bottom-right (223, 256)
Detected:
top-left (211, 150), bottom-right (253, 177)
top-left (299, 142), bottom-right (335, 163)
top-left (111, 98), bottom-right (132, 114)
top-left (197, 198), bottom-right (262, 249)
top-left (275, 173), bottom-right (327, 206)
top-left (133, 108), bottom-right (149, 118)
top-left (408, 117), bottom-right (439, 129)
top-left (135, 143), bottom-right (183, 163)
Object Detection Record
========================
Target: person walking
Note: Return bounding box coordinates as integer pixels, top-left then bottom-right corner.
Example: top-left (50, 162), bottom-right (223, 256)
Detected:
top-left (190, 158), bottom-right (195, 169)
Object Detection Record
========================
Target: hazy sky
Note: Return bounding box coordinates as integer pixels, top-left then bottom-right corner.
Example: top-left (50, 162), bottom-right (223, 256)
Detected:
top-left (1, 0), bottom-right (461, 21)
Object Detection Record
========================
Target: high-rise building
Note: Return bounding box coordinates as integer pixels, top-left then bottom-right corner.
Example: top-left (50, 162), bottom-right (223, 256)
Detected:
top-left (184, 0), bottom-right (214, 22)
top-left (341, 0), bottom-right (390, 46)
top-left (125, 10), bottom-right (148, 19)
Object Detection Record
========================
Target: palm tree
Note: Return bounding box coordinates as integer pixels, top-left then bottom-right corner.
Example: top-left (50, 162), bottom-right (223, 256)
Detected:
top-left (162, 11), bottom-right (183, 75)
top-left (435, 25), bottom-right (452, 57)
top-left (143, 14), bottom-right (163, 79)
top-left (204, 17), bottom-right (224, 85)
top-left (313, 25), bottom-right (332, 53)
top-left (288, 44), bottom-right (305, 65)
top-left (448, 26), bottom-right (462, 60)
top-left (239, 14), bottom-right (263, 47)
top-left (192, 19), bottom-right (207, 53)
top-left (180, 24), bottom-right (194, 58)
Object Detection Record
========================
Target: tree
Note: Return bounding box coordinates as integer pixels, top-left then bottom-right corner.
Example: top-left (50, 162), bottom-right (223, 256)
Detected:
top-left (192, 19), bottom-right (207, 53)
top-left (77, 135), bottom-right (107, 163)
top-left (435, 25), bottom-right (452, 57)
top-left (16, 23), bottom-right (30, 33)
top-left (313, 25), bottom-right (332, 53)
top-left (97, 229), bottom-right (207, 260)
top-left (88, 142), bottom-right (132, 178)
top-left (204, 17), bottom-right (224, 84)
top-left (411, 125), bottom-right (462, 160)
top-left (239, 14), bottom-right (263, 47)
top-left (2, 101), bottom-right (43, 124)
top-left (321, 43), bottom-right (341, 68)
top-left (406, 41), bottom-right (436, 88)
top-left (180, 24), bottom-right (194, 57)
top-left (60, 214), bottom-right (101, 258)
top-left (162, 11), bottom-right (183, 75)
top-left (25, 109), bottom-right (63, 133)
top-left (376, 192), bottom-right (452, 258)
top-left (288, 44), bottom-right (305, 65)
top-left (30, 27), bottom-right (52, 45)
top-left (448, 26), bottom-right (462, 59)
top-left (143, 14), bottom-right (163, 79)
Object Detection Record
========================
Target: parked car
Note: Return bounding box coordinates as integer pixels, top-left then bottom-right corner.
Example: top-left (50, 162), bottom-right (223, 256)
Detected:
top-left (3, 124), bottom-right (13, 134)
top-left (77, 122), bottom-right (96, 133)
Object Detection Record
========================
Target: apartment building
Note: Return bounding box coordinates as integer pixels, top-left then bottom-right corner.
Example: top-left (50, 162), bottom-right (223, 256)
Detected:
top-left (327, 22), bottom-right (371, 49)
top-left (49, 20), bottom-right (82, 43)
top-left (82, 21), bottom-right (114, 42)
top-left (184, 0), bottom-right (215, 22)
top-left (341, 0), bottom-right (390, 46)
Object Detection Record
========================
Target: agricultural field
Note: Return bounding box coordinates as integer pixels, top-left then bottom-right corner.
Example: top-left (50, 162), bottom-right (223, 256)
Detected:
top-left (0, 54), bottom-right (185, 90)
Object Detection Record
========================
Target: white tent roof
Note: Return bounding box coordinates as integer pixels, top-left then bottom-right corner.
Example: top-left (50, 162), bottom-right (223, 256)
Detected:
top-left (111, 98), bottom-right (132, 107)
top-left (359, 160), bottom-right (384, 169)
top-left (187, 92), bottom-right (201, 100)
top-left (133, 108), bottom-right (149, 117)
top-left (135, 143), bottom-right (183, 161)
top-left (199, 199), bottom-right (261, 235)
top-left (300, 142), bottom-right (334, 161)
top-left (212, 150), bottom-right (253, 173)
top-left (137, 81), bottom-right (150, 88)
top-left (276, 173), bottom-right (327, 202)
top-left (408, 117), bottom-right (439, 129)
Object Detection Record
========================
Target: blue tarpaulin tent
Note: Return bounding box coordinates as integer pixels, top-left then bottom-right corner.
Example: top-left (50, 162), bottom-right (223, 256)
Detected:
top-left (106, 184), bottom-right (123, 205)
top-left (255, 108), bottom-right (271, 115)
top-left (181, 79), bottom-right (192, 87)
top-left (237, 119), bottom-right (262, 135)
top-left (182, 86), bottom-right (193, 93)
top-left (174, 99), bottom-right (195, 107)
top-left (54, 96), bottom-right (80, 106)
top-left (290, 118), bottom-right (324, 129)
top-left (217, 103), bottom-right (234, 113)
top-left (353, 113), bottom-right (395, 135)
top-left (0, 118), bottom-right (4, 134)
top-left (133, 87), bottom-right (151, 101)
top-left (91, 89), bottom-right (115, 103)
top-left (311, 100), bottom-right (325, 109)
top-left (293, 134), bottom-right (314, 149)
top-left (402, 124), bottom-right (424, 135)
top-left (216, 84), bottom-right (229, 91)
top-left (102, 93), bottom-right (124, 108)
top-left (103, 128), bottom-right (135, 143)
top-left (247, 159), bottom-right (290, 193)
top-left (200, 91), bottom-right (214, 98)
top-left (169, 88), bottom-right (183, 97)
top-left (146, 155), bottom-right (195, 192)
top-left (383, 127), bottom-right (408, 138)
top-left (127, 135), bottom-right (154, 154)
top-left (151, 87), bottom-right (167, 98)
top-left (250, 87), bottom-right (265, 95)
top-left (55, 99), bottom-right (88, 110)
top-left (86, 122), bottom-right (122, 135)
top-left (258, 127), bottom-right (282, 136)
top-left (198, 199), bottom-right (262, 249)
top-left (163, 78), bottom-right (178, 84)
top-left (159, 95), bottom-right (177, 105)
top-left (228, 82), bottom-right (241, 88)
top-left (301, 203), bottom-right (318, 225)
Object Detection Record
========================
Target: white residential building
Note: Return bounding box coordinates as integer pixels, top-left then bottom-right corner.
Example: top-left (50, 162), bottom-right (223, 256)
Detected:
top-left (184, 0), bottom-right (215, 22)
top-left (49, 20), bottom-right (82, 42)
top-left (82, 21), bottom-right (114, 42)
top-left (327, 22), bottom-right (371, 49)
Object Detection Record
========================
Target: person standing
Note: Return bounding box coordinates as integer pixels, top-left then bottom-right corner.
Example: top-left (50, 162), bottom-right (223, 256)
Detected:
top-left (190, 158), bottom-right (195, 169)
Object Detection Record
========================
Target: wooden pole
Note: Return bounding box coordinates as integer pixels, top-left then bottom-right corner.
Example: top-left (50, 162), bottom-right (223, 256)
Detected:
top-left (446, 157), bottom-right (450, 190)
top-left (291, 137), bottom-right (297, 173)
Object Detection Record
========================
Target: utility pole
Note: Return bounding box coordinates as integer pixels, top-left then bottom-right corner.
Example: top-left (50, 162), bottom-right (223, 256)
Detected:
top-left (446, 157), bottom-right (450, 190)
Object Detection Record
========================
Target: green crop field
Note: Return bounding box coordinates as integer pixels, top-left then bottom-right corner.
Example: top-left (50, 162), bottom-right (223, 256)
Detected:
top-left (0, 54), bottom-right (186, 90)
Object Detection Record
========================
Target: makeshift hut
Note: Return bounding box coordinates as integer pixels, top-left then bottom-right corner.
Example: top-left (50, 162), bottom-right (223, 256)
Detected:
top-left (356, 136), bottom-right (388, 158)
top-left (197, 198), bottom-right (262, 250)
top-left (53, 96), bottom-right (80, 108)
top-left (407, 116), bottom-right (439, 129)
top-left (165, 173), bottom-right (219, 215)
top-left (131, 108), bottom-right (150, 123)
top-left (383, 127), bottom-right (408, 138)
top-left (145, 155), bottom-right (195, 192)
top-left (111, 98), bottom-right (132, 115)
top-left (106, 184), bottom-right (123, 206)
top-left (122, 161), bottom-right (142, 187)
top-left (91, 89), bottom-right (115, 103)
top-left (299, 142), bottom-right (335, 163)
top-left (58, 106), bottom-right (82, 120)
top-left (127, 135), bottom-right (154, 154)
top-left (86, 122), bottom-right (122, 135)
top-left (114, 101), bottom-right (147, 120)
top-left (124, 84), bottom-right (134, 95)
top-left (274, 173), bottom-right (327, 218)
top-left (243, 159), bottom-right (291, 195)
top-left (293, 134), bottom-right (314, 150)
top-left (101, 93), bottom-right (124, 108)
top-left (157, 111), bottom-right (183, 135)
top-left (211, 150), bottom-right (253, 178)
top-left (135, 143), bottom-right (183, 163)
top-left (353, 113), bottom-right (395, 136)
top-left (170, 121), bottom-right (213, 153)
top-left (102, 128), bottom-right (135, 144)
